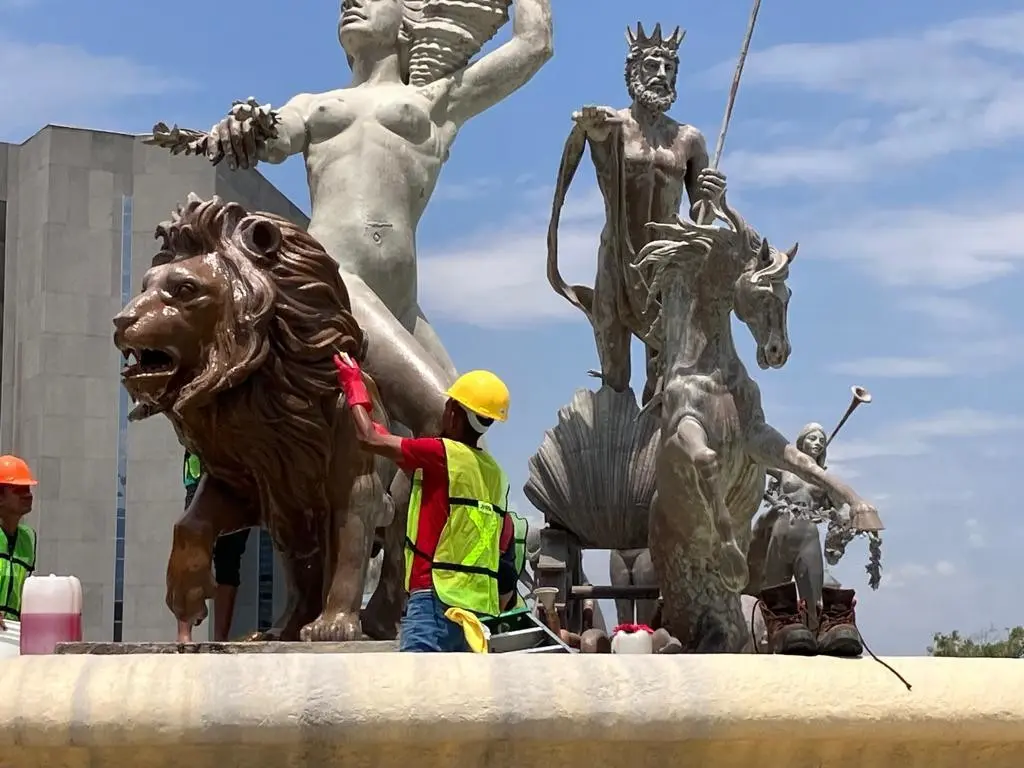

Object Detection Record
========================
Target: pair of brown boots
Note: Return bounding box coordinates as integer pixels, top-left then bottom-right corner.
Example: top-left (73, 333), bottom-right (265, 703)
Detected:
top-left (758, 581), bottom-right (862, 657)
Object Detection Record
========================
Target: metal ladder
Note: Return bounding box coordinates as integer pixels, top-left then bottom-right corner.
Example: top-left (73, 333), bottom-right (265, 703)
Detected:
top-left (485, 610), bottom-right (575, 653)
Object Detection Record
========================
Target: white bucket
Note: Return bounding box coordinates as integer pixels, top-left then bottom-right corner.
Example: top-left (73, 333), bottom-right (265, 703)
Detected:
top-left (0, 619), bottom-right (20, 659)
top-left (611, 627), bottom-right (654, 654)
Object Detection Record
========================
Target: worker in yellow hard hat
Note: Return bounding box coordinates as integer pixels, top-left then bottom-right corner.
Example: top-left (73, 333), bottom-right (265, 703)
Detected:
top-left (0, 455), bottom-right (38, 632)
top-left (334, 354), bottom-right (518, 652)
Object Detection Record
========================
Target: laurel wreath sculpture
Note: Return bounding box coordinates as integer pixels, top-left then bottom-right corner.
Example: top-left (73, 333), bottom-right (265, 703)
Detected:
top-left (764, 481), bottom-right (884, 591)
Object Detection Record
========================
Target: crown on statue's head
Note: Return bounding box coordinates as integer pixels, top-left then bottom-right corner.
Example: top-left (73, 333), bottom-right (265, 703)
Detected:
top-left (626, 22), bottom-right (685, 54)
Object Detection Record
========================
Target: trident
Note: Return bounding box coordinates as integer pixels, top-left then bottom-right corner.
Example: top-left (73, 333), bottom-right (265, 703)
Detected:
top-left (695, 0), bottom-right (763, 224)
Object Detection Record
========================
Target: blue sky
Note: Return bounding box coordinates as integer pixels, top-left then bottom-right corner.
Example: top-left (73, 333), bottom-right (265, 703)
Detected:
top-left (4, 0), bottom-right (1023, 654)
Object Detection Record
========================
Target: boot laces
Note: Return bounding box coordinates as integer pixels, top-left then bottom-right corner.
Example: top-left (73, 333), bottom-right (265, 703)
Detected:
top-left (750, 596), bottom-right (913, 691)
top-left (751, 597), bottom-right (804, 651)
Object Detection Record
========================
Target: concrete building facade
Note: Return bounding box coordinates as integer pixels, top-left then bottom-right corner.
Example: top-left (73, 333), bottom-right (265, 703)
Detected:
top-left (0, 125), bottom-right (309, 641)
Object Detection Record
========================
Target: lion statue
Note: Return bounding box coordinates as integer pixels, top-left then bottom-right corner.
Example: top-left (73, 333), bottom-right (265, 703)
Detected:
top-left (112, 193), bottom-right (391, 641)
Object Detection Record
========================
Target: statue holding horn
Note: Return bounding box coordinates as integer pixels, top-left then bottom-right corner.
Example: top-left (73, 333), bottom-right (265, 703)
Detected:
top-left (746, 385), bottom-right (884, 658)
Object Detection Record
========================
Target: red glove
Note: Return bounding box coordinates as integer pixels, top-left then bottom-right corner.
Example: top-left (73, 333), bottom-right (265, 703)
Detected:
top-left (333, 353), bottom-right (371, 410)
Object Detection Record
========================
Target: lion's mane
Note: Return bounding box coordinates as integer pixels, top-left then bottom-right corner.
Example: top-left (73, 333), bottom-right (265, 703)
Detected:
top-left (153, 194), bottom-right (370, 545)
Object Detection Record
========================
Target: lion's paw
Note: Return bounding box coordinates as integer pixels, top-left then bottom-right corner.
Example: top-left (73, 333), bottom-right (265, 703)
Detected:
top-left (241, 629), bottom-right (283, 642)
top-left (300, 611), bottom-right (362, 642)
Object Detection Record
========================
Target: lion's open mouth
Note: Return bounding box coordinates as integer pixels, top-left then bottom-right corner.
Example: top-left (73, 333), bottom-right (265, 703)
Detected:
top-left (122, 348), bottom-right (177, 379)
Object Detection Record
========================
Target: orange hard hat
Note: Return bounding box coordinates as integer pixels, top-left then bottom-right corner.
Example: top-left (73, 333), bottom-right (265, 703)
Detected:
top-left (0, 455), bottom-right (37, 486)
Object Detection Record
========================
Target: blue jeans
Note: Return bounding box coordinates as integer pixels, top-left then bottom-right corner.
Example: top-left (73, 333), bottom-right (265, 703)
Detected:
top-left (399, 590), bottom-right (469, 653)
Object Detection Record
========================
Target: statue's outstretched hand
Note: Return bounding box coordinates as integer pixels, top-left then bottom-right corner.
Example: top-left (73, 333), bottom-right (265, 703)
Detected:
top-left (572, 105), bottom-right (622, 141)
top-left (848, 500), bottom-right (884, 533)
top-left (207, 97), bottom-right (275, 170)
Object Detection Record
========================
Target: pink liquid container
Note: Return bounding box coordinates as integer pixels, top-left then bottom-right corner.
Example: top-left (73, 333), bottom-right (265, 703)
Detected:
top-left (20, 574), bottom-right (83, 655)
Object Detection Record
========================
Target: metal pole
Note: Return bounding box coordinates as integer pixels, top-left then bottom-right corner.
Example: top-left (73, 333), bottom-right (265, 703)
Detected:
top-left (711, 0), bottom-right (763, 170)
top-left (695, 0), bottom-right (764, 224)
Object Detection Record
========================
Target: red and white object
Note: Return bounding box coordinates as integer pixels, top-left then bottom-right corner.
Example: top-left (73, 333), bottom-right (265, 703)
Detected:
top-left (20, 574), bottom-right (83, 655)
top-left (611, 623), bottom-right (654, 654)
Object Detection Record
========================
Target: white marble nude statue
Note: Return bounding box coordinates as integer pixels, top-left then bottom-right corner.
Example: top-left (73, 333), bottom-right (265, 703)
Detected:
top-left (148, 0), bottom-right (553, 638)
top-left (609, 548), bottom-right (658, 627)
top-left (152, 0), bottom-right (554, 437)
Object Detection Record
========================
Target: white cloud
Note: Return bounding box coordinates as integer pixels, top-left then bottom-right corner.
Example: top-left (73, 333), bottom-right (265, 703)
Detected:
top-left (884, 559), bottom-right (956, 589)
top-left (0, 38), bottom-right (187, 139)
top-left (434, 177), bottom-right (501, 201)
top-left (902, 295), bottom-right (999, 333)
top-left (965, 518), bottom-right (986, 549)
top-left (434, 175), bottom-right (545, 202)
top-left (828, 331), bottom-right (1023, 379)
top-left (507, 492), bottom-right (543, 527)
top-left (809, 200), bottom-right (1024, 290)
top-left (829, 356), bottom-right (954, 379)
top-left (420, 186), bottom-right (604, 328)
top-left (712, 10), bottom-right (1024, 187)
top-left (828, 408), bottom-right (1024, 463)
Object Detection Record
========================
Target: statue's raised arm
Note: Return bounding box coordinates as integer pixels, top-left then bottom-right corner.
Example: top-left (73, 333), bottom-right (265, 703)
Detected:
top-left (438, 0), bottom-right (553, 126)
top-left (147, 0), bottom-right (554, 168)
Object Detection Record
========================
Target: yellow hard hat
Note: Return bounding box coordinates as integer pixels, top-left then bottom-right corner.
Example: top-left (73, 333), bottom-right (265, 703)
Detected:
top-left (446, 370), bottom-right (510, 422)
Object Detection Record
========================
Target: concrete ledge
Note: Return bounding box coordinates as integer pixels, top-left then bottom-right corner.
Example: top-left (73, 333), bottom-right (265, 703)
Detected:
top-left (1, 654), bottom-right (1022, 767)
top-left (54, 640), bottom-right (398, 654)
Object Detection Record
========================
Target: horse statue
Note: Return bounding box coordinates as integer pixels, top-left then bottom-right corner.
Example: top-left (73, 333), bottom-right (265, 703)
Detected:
top-left (635, 187), bottom-right (883, 653)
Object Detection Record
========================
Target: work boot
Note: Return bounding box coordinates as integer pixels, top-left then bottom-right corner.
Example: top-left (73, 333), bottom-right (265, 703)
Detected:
top-left (758, 581), bottom-right (817, 655)
top-left (817, 586), bottom-right (862, 657)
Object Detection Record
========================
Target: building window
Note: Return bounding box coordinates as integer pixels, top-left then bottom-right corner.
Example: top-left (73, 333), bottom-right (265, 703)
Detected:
top-left (113, 195), bottom-right (132, 641)
top-left (257, 529), bottom-right (274, 632)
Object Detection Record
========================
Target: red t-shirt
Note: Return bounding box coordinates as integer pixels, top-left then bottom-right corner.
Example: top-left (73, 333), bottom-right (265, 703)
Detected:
top-left (400, 437), bottom-right (513, 593)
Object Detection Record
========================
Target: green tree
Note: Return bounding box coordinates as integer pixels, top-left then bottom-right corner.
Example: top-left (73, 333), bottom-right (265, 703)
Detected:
top-left (927, 626), bottom-right (1024, 657)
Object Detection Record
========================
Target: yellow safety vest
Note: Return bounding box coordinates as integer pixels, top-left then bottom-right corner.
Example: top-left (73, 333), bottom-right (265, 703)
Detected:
top-left (183, 451), bottom-right (202, 488)
top-left (404, 439), bottom-right (509, 617)
top-left (0, 524), bottom-right (36, 620)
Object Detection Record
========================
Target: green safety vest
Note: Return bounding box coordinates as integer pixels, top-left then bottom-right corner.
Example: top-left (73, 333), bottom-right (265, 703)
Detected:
top-left (404, 439), bottom-right (509, 617)
top-left (0, 524), bottom-right (36, 620)
top-left (183, 452), bottom-right (202, 488)
top-left (499, 512), bottom-right (529, 616)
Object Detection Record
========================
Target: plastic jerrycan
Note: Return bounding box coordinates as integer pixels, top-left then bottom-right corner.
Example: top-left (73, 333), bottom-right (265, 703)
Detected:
top-left (20, 574), bottom-right (83, 655)
top-left (70, 575), bottom-right (83, 641)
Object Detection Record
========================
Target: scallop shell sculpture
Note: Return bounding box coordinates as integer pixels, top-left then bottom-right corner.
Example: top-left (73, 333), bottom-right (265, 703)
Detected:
top-left (524, 386), bottom-right (658, 550)
top-left (405, 0), bottom-right (512, 87)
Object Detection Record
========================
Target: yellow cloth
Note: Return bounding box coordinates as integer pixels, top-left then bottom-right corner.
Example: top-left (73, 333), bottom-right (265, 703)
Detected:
top-left (445, 607), bottom-right (490, 653)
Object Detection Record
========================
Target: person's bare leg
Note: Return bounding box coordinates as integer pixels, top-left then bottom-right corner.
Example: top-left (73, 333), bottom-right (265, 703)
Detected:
top-left (406, 304), bottom-right (458, 384)
top-left (407, 305), bottom-right (491, 451)
top-left (344, 273), bottom-right (449, 437)
top-left (631, 549), bottom-right (659, 626)
top-left (609, 549), bottom-right (635, 626)
top-left (591, 235), bottom-right (633, 392)
top-left (362, 471), bottom-right (409, 640)
top-left (177, 620), bottom-right (192, 642)
top-left (213, 585), bottom-right (239, 641)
